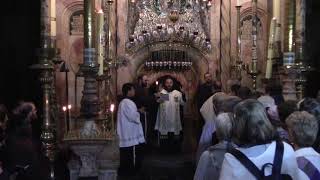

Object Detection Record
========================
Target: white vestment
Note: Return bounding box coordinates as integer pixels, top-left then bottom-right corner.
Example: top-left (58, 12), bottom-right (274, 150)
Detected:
top-left (155, 89), bottom-right (184, 135)
top-left (117, 98), bottom-right (145, 147)
top-left (199, 94), bottom-right (216, 123)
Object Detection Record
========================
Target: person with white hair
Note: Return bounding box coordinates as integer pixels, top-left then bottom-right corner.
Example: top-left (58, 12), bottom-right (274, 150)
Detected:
top-left (286, 111), bottom-right (320, 179)
top-left (219, 99), bottom-right (301, 180)
top-left (194, 113), bottom-right (235, 180)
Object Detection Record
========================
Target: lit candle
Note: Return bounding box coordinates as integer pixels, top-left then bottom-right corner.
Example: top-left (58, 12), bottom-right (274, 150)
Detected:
top-left (266, 18), bottom-right (277, 79)
top-left (50, 0), bottom-right (56, 36)
top-left (68, 104), bottom-right (72, 130)
top-left (237, 0), bottom-right (240, 6)
top-left (62, 106), bottom-right (67, 132)
top-left (156, 81), bottom-right (159, 86)
top-left (273, 0), bottom-right (280, 24)
top-left (110, 104), bottom-right (115, 132)
top-left (96, 9), bottom-right (104, 76)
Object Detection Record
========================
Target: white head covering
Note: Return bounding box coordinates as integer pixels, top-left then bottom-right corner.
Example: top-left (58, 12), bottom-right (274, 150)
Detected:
top-left (258, 95), bottom-right (279, 121)
top-left (258, 95), bottom-right (276, 108)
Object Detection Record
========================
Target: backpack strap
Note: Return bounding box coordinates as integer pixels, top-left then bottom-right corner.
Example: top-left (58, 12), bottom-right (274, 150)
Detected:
top-left (272, 141), bottom-right (284, 180)
top-left (229, 148), bottom-right (263, 179)
top-left (297, 156), bottom-right (320, 180)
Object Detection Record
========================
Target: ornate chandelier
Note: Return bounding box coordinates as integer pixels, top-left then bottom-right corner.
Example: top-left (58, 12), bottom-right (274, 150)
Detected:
top-left (126, 0), bottom-right (212, 54)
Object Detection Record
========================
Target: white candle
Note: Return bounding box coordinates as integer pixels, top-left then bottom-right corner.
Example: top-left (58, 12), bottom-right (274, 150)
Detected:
top-left (96, 10), bottom-right (104, 76)
top-left (265, 18), bottom-right (277, 79)
top-left (237, 0), bottom-right (240, 6)
top-left (50, 0), bottom-right (56, 36)
top-left (110, 104), bottom-right (115, 132)
top-left (62, 106), bottom-right (67, 132)
top-left (68, 104), bottom-right (72, 130)
top-left (273, 0), bottom-right (281, 24)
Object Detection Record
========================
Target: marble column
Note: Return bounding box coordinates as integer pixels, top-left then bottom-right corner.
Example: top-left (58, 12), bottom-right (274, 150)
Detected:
top-left (220, 0), bottom-right (231, 91)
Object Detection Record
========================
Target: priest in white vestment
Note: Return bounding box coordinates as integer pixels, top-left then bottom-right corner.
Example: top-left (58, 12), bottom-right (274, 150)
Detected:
top-left (155, 77), bottom-right (185, 135)
top-left (154, 77), bottom-right (185, 152)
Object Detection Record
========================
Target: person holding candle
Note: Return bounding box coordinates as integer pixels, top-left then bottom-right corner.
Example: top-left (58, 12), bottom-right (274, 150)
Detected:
top-left (117, 83), bottom-right (145, 176)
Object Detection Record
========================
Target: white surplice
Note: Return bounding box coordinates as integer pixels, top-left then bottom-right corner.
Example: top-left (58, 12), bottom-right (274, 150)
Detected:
top-left (155, 89), bottom-right (184, 135)
top-left (117, 98), bottom-right (145, 148)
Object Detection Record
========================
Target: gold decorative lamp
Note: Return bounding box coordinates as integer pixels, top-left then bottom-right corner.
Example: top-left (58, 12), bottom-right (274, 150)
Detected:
top-left (247, 0), bottom-right (260, 92)
top-left (30, 0), bottom-right (57, 179)
top-left (231, 5), bottom-right (245, 82)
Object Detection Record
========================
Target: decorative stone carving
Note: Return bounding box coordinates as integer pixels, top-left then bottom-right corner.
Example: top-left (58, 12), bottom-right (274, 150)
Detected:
top-left (240, 15), bottom-right (263, 40)
top-left (80, 120), bottom-right (101, 138)
top-left (67, 141), bottom-right (118, 180)
top-left (126, 0), bottom-right (211, 54)
top-left (70, 10), bottom-right (84, 36)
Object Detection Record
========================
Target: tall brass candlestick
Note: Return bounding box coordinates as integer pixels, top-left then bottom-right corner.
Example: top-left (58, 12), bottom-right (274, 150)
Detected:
top-left (106, 0), bottom-right (113, 63)
top-left (235, 5), bottom-right (242, 81)
top-left (79, 0), bottom-right (100, 118)
top-left (84, 0), bottom-right (95, 49)
top-left (295, 0), bottom-right (306, 64)
top-left (283, 0), bottom-right (296, 67)
top-left (248, 0), bottom-right (260, 91)
top-left (295, 0), bottom-right (308, 100)
top-left (30, 0), bottom-right (57, 179)
top-left (102, 0), bottom-right (114, 117)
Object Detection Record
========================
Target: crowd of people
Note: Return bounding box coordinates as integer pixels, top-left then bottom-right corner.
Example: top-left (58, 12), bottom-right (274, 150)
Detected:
top-left (0, 102), bottom-right (73, 180)
top-left (194, 80), bottom-right (320, 180)
top-left (0, 102), bottom-right (51, 180)
top-left (116, 73), bottom-right (320, 180)
top-left (1, 73), bottom-right (320, 180)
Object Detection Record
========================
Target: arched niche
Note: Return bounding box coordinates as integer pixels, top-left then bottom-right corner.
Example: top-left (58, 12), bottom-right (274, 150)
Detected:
top-left (121, 42), bottom-right (210, 115)
top-left (237, 2), bottom-right (268, 89)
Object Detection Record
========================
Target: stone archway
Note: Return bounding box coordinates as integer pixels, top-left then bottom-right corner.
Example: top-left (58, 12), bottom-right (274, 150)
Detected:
top-left (122, 44), bottom-right (209, 152)
top-left (129, 43), bottom-right (210, 116)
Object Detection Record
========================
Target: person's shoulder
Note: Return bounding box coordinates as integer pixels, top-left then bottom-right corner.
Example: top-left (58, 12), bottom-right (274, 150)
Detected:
top-left (120, 98), bottom-right (134, 105)
top-left (173, 90), bottom-right (182, 95)
top-left (160, 89), bottom-right (167, 93)
top-left (282, 141), bottom-right (295, 153)
top-left (223, 151), bottom-right (242, 166)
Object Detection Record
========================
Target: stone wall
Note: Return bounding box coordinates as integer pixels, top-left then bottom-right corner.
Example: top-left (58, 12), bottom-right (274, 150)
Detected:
top-left (55, 0), bottom-right (270, 117)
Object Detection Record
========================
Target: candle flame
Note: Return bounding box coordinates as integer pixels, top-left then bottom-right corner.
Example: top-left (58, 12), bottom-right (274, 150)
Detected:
top-left (97, 9), bottom-right (103, 14)
top-left (110, 104), bottom-right (115, 112)
top-left (156, 81), bottom-right (159, 85)
top-left (63, 106), bottom-right (67, 111)
top-left (68, 104), bottom-right (72, 110)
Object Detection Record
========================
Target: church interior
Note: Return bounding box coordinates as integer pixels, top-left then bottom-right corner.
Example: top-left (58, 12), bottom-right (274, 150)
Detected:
top-left (1, 0), bottom-right (320, 179)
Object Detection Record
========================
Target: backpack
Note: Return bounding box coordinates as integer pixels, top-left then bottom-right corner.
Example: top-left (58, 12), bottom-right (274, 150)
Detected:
top-left (229, 141), bottom-right (292, 180)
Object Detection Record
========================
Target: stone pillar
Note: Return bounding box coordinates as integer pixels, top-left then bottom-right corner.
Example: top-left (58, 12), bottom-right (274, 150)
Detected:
top-left (220, 0), bottom-right (231, 91)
